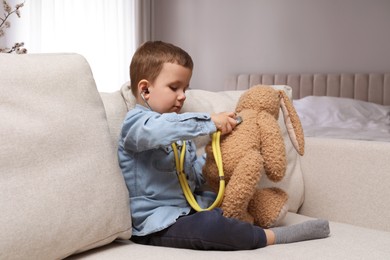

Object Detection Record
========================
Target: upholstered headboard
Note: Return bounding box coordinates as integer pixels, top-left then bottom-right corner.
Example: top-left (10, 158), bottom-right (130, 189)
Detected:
top-left (225, 73), bottom-right (390, 105)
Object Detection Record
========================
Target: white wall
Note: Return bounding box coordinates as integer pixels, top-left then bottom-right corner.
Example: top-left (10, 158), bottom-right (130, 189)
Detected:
top-left (151, 0), bottom-right (390, 91)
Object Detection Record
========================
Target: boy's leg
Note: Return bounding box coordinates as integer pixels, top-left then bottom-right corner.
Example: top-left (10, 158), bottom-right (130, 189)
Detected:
top-left (131, 208), bottom-right (330, 250)
top-left (137, 208), bottom-right (267, 250)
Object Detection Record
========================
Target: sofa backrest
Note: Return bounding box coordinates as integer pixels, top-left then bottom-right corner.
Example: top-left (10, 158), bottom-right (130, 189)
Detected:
top-left (0, 53), bottom-right (131, 259)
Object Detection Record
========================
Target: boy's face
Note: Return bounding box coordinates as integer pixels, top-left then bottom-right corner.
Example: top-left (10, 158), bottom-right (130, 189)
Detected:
top-left (142, 62), bottom-right (192, 114)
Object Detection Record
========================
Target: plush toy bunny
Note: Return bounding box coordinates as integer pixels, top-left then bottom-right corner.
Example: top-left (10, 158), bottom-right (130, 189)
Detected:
top-left (203, 85), bottom-right (305, 228)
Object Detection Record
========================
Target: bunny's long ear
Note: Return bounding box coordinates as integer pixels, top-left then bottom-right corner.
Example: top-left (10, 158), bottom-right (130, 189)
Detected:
top-left (278, 90), bottom-right (305, 156)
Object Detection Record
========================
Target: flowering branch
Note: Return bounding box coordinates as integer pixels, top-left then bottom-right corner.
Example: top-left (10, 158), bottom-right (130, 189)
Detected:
top-left (0, 0), bottom-right (27, 54)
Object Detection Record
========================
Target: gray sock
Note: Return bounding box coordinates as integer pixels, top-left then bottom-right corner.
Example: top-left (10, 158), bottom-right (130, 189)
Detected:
top-left (271, 219), bottom-right (330, 244)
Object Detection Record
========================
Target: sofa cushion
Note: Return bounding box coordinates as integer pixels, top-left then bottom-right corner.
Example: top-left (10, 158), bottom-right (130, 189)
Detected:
top-left (0, 53), bottom-right (131, 259)
top-left (67, 212), bottom-right (390, 260)
top-left (100, 91), bottom-right (129, 150)
top-left (120, 84), bottom-right (304, 213)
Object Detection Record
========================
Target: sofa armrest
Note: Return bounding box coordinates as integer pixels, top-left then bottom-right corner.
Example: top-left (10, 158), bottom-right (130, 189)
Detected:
top-left (299, 137), bottom-right (390, 232)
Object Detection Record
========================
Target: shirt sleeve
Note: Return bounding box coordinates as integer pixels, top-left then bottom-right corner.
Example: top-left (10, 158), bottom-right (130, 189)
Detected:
top-left (121, 106), bottom-right (217, 152)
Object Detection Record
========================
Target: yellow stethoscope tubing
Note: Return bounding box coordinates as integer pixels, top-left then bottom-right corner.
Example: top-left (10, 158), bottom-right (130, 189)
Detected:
top-left (172, 131), bottom-right (225, 212)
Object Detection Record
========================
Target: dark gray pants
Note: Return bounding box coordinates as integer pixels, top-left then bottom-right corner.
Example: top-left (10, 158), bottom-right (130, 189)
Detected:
top-left (131, 208), bottom-right (267, 250)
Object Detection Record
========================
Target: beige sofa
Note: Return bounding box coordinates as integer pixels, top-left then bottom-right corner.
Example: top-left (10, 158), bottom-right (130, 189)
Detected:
top-left (1, 53), bottom-right (390, 260)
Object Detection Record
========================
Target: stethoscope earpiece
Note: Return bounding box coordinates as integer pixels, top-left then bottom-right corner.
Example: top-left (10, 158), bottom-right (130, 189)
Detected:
top-left (140, 89), bottom-right (153, 111)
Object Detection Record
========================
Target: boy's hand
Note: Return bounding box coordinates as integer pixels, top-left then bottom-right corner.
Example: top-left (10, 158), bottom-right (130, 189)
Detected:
top-left (211, 112), bottom-right (238, 135)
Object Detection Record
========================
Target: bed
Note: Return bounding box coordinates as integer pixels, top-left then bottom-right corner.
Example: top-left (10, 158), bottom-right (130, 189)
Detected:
top-left (224, 73), bottom-right (390, 142)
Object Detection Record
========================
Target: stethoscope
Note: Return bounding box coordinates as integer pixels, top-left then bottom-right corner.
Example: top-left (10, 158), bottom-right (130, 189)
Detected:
top-left (140, 89), bottom-right (227, 211)
top-left (172, 132), bottom-right (225, 211)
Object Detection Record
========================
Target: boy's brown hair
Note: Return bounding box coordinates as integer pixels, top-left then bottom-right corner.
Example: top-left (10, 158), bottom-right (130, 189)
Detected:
top-left (130, 41), bottom-right (194, 97)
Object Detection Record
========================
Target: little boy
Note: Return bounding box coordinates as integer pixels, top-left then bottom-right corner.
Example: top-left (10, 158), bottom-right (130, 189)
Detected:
top-left (118, 41), bottom-right (330, 250)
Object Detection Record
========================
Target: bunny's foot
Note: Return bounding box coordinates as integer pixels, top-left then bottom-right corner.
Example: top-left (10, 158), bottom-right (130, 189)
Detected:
top-left (249, 187), bottom-right (288, 228)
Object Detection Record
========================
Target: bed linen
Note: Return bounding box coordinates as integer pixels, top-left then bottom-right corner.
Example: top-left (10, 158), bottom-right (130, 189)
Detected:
top-left (293, 96), bottom-right (390, 142)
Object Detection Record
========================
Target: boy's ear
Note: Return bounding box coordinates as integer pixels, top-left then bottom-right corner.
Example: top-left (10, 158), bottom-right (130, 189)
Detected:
top-left (138, 79), bottom-right (150, 96)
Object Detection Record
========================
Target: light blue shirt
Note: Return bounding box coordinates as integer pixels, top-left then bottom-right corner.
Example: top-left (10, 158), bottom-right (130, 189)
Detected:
top-left (118, 104), bottom-right (217, 236)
